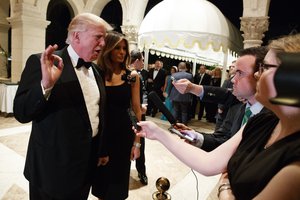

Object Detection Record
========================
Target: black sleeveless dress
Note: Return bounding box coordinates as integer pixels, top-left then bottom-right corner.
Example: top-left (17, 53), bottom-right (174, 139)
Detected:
top-left (227, 112), bottom-right (300, 199)
top-left (92, 80), bottom-right (135, 200)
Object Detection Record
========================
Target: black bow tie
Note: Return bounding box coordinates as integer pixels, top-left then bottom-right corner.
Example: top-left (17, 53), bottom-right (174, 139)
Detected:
top-left (76, 58), bottom-right (92, 69)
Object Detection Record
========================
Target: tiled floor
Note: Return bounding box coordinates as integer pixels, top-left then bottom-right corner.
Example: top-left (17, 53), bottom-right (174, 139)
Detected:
top-left (0, 113), bottom-right (220, 200)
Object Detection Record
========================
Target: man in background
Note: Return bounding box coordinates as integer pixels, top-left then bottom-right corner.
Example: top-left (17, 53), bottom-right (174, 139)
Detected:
top-left (146, 59), bottom-right (166, 117)
top-left (169, 62), bottom-right (193, 125)
top-left (192, 65), bottom-right (211, 120)
top-left (173, 47), bottom-right (269, 151)
top-left (214, 61), bottom-right (236, 130)
top-left (130, 49), bottom-right (148, 185)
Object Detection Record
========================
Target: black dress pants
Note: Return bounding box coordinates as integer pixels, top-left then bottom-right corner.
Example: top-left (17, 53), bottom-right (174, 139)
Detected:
top-left (136, 114), bottom-right (146, 175)
top-left (29, 183), bottom-right (90, 200)
top-left (29, 136), bottom-right (99, 200)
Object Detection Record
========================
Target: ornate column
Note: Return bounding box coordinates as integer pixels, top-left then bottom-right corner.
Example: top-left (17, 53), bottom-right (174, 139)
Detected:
top-left (7, 1), bottom-right (49, 82)
top-left (119, 0), bottom-right (148, 51)
top-left (121, 25), bottom-right (138, 51)
top-left (0, 0), bottom-right (10, 79)
top-left (240, 0), bottom-right (270, 48)
top-left (240, 16), bottom-right (269, 48)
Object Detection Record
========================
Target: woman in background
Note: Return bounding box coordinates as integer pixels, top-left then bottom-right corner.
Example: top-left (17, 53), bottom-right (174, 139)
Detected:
top-left (92, 31), bottom-right (141, 200)
top-left (161, 66), bottom-right (177, 120)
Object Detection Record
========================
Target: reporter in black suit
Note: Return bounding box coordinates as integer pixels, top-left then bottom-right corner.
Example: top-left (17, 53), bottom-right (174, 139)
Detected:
top-left (199, 97), bottom-right (269, 151)
top-left (13, 13), bottom-right (111, 200)
top-left (173, 46), bottom-right (269, 151)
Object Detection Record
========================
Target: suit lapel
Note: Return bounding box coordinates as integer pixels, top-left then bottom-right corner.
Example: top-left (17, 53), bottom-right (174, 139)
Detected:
top-left (238, 104), bottom-right (246, 123)
top-left (91, 64), bottom-right (106, 134)
top-left (57, 47), bottom-right (92, 129)
top-left (232, 104), bottom-right (246, 132)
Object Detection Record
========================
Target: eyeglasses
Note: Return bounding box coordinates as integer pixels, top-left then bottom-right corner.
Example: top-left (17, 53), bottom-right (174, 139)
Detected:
top-left (258, 63), bottom-right (278, 75)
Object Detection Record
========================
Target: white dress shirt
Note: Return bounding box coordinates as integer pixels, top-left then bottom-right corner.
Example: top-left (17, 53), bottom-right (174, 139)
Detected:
top-left (68, 46), bottom-right (100, 137)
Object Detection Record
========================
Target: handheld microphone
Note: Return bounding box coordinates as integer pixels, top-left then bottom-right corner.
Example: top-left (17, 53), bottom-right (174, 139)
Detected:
top-left (147, 91), bottom-right (196, 142)
top-left (148, 91), bottom-right (176, 124)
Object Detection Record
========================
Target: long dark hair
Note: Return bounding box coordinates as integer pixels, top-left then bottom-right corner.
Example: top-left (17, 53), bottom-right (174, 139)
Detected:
top-left (97, 31), bottom-right (130, 81)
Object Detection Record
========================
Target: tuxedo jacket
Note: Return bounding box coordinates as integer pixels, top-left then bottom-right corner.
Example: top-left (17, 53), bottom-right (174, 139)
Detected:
top-left (147, 68), bottom-right (166, 93)
top-left (198, 87), bottom-right (270, 151)
top-left (194, 73), bottom-right (211, 86)
top-left (202, 85), bottom-right (240, 108)
top-left (13, 47), bottom-right (106, 198)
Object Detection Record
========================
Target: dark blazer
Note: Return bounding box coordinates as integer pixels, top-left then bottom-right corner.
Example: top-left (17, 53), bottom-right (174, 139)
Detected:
top-left (218, 77), bottom-right (234, 110)
top-left (197, 86), bottom-right (270, 151)
top-left (147, 68), bottom-right (166, 93)
top-left (202, 85), bottom-right (240, 108)
top-left (201, 103), bottom-right (270, 151)
top-left (13, 47), bottom-right (106, 198)
top-left (194, 73), bottom-right (211, 86)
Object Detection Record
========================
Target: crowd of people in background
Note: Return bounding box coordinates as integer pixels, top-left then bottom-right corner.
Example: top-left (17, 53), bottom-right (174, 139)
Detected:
top-left (144, 58), bottom-right (232, 126)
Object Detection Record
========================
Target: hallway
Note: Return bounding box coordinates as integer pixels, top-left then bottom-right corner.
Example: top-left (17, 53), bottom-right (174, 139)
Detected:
top-left (0, 114), bottom-right (219, 200)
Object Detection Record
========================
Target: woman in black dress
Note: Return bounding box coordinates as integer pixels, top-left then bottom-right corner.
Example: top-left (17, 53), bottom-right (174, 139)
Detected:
top-left (135, 34), bottom-right (300, 200)
top-left (92, 31), bottom-right (141, 200)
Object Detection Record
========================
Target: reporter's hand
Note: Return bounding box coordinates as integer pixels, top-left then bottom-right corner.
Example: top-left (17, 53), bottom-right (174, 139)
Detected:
top-left (135, 121), bottom-right (162, 140)
top-left (172, 79), bottom-right (191, 94)
top-left (173, 123), bottom-right (193, 131)
top-left (180, 129), bottom-right (202, 144)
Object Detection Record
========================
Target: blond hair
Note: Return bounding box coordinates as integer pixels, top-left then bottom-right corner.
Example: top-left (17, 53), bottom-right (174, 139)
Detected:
top-left (66, 13), bottom-right (112, 44)
top-left (268, 34), bottom-right (300, 53)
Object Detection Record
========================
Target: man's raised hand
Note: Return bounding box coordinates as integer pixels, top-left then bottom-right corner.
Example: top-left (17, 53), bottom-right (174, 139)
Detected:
top-left (41, 44), bottom-right (64, 89)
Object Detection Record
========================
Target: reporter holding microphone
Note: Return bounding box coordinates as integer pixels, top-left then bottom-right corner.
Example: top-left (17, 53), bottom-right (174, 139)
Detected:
top-left (134, 33), bottom-right (300, 200)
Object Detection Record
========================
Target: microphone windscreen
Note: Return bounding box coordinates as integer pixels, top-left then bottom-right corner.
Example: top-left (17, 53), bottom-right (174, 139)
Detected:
top-left (148, 91), bottom-right (176, 124)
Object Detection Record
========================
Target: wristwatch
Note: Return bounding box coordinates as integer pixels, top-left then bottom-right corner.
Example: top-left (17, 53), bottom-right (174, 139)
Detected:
top-left (133, 142), bottom-right (141, 148)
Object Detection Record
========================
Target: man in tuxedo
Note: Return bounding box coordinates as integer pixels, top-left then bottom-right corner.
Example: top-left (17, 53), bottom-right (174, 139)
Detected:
top-left (192, 65), bottom-right (211, 120)
top-left (13, 13), bottom-right (111, 200)
top-left (146, 59), bottom-right (166, 117)
top-left (173, 46), bottom-right (269, 151)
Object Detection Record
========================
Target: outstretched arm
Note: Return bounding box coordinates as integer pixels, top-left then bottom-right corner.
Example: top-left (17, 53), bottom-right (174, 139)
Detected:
top-left (172, 78), bottom-right (203, 96)
top-left (135, 121), bottom-right (243, 176)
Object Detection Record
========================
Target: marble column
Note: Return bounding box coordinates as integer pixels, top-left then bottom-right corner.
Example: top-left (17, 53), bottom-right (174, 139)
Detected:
top-left (240, 16), bottom-right (269, 48)
top-left (0, 22), bottom-right (10, 78)
top-left (7, 2), bottom-right (49, 82)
